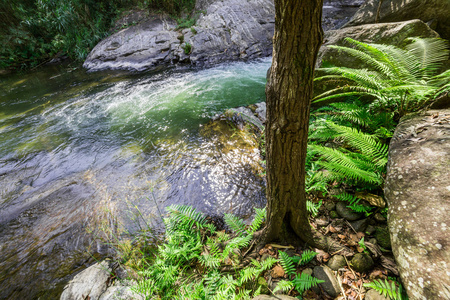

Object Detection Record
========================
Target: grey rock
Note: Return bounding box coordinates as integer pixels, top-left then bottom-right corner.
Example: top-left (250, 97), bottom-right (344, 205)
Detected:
top-left (365, 288), bottom-right (390, 300)
top-left (327, 255), bottom-right (346, 271)
top-left (225, 107), bottom-right (264, 130)
top-left (313, 265), bottom-right (341, 298)
top-left (254, 102), bottom-right (267, 124)
top-left (385, 109), bottom-right (450, 299)
top-left (302, 268), bottom-right (313, 276)
top-left (344, 0), bottom-right (450, 40)
top-left (350, 218), bottom-right (370, 232)
top-left (60, 261), bottom-right (111, 300)
top-left (350, 253), bottom-right (374, 273)
top-left (336, 201), bottom-right (364, 221)
top-left (84, 0), bottom-right (275, 71)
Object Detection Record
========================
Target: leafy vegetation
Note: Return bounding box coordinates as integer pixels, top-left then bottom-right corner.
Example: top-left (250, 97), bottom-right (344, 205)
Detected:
top-left (0, 0), bottom-right (197, 70)
top-left (274, 250), bottom-right (324, 297)
top-left (129, 205), bottom-right (277, 299)
top-left (364, 279), bottom-right (408, 300)
top-left (314, 37), bottom-right (450, 118)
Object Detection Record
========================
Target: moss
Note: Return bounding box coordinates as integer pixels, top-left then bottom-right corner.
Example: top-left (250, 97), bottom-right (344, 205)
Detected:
top-left (375, 226), bottom-right (391, 249)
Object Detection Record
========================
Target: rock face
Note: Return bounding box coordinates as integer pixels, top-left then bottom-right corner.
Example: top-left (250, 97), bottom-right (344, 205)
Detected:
top-left (344, 0), bottom-right (450, 40)
top-left (84, 0), bottom-right (363, 71)
top-left (83, 0), bottom-right (275, 71)
top-left (316, 19), bottom-right (439, 69)
top-left (384, 109), bottom-right (450, 299)
top-left (60, 261), bottom-right (139, 300)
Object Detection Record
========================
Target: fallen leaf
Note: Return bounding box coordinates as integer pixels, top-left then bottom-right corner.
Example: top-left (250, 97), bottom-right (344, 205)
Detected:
top-left (356, 232), bottom-right (365, 239)
top-left (338, 234), bottom-right (347, 239)
top-left (329, 225), bottom-right (339, 233)
top-left (272, 264), bottom-right (285, 278)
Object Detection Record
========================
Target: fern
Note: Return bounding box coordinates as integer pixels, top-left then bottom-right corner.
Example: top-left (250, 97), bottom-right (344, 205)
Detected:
top-left (273, 280), bottom-right (294, 294)
top-left (165, 204), bottom-right (207, 234)
top-left (298, 249), bottom-right (318, 265)
top-left (224, 213), bottom-right (246, 235)
top-left (364, 279), bottom-right (408, 300)
top-left (314, 37), bottom-right (450, 117)
top-left (248, 207), bottom-right (266, 233)
top-left (334, 192), bottom-right (373, 215)
top-left (278, 251), bottom-right (296, 276)
top-left (292, 272), bottom-right (325, 294)
top-left (306, 200), bottom-right (322, 217)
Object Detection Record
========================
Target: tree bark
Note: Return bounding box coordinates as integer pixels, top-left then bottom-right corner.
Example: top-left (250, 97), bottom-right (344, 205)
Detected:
top-left (264, 0), bottom-right (323, 244)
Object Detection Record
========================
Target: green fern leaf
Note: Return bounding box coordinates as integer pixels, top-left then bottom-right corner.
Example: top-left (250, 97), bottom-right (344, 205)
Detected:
top-left (292, 272), bottom-right (325, 294)
top-left (273, 280), bottom-right (294, 294)
top-left (224, 213), bottom-right (246, 235)
top-left (249, 207), bottom-right (266, 233)
top-left (278, 251), bottom-right (296, 276)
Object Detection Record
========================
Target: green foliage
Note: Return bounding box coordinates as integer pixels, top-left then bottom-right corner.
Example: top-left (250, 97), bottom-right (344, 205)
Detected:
top-left (364, 279), bottom-right (408, 300)
top-left (182, 42), bottom-right (192, 54)
top-left (275, 250), bottom-right (323, 298)
top-left (130, 206), bottom-right (269, 300)
top-left (314, 37), bottom-right (450, 117)
top-left (306, 200), bottom-right (322, 217)
top-left (334, 192), bottom-right (373, 215)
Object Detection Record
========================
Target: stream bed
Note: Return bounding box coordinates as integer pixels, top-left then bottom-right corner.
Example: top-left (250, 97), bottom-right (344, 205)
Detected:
top-left (0, 59), bottom-right (270, 299)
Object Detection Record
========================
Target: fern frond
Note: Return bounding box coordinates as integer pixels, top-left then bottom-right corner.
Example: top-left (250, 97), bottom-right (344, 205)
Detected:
top-left (278, 251), bottom-right (296, 276)
top-left (292, 273), bottom-right (325, 294)
top-left (239, 266), bottom-right (260, 284)
top-left (249, 207), bottom-right (266, 233)
top-left (199, 253), bottom-right (221, 269)
top-left (273, 280), bottom-right (294, 294)
top-left (224, 213), bottom-right (246, 235)
top-left (363, 279), bottom-right (407, 300)
top-left (306, 200), bottom-right (322, 217)
top-left (299, 249), bottom-right (318, 265)
top-left (165, 205), bottom-right (206, 234)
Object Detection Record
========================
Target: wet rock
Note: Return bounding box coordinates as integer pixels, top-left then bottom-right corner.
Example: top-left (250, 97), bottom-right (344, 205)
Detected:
top-left (224, 107), bottom-right (264, 131)
top-left (344, 0), bottom-right (450, 40)
top-left (374, 226), bottom-right (391, 250)
top-left (351, 253), bottom-right (374, 273)
top-left (365, 288), bottom-right (390, 300)
top-left (327, 255), bottom-right (346, 271)
top-left (336, 201), bottom-right (364, 221)
top-left (350, 218), bottom-right (370, 232)
top-left (254, 102), bottom-right (267, 124)
top-left (313, 265), bottom-right (341, 298)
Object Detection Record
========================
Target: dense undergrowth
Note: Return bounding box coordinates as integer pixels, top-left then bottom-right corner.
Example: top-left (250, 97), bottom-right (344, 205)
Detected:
top-left (0, 0), bottom-right (195, 70)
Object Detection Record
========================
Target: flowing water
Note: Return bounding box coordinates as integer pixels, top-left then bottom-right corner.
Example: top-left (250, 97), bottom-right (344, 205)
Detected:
top-left (0, 59), bottom-right (270, 299)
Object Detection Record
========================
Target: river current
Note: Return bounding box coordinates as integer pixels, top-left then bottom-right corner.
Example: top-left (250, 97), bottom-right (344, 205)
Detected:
top-left (0, 59), bottom-right (270, 299)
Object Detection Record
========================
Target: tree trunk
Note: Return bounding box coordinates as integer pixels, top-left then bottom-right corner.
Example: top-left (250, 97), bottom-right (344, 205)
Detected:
top-left (264, 0), bottom-right (324, 244)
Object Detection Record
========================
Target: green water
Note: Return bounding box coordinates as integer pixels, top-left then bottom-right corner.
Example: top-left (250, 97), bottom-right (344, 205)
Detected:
top-left (0, 59), bottom-right (270, 299)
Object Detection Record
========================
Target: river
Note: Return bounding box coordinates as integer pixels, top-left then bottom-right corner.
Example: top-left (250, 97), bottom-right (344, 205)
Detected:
top-left (0, 59), bottom-right (270, 299)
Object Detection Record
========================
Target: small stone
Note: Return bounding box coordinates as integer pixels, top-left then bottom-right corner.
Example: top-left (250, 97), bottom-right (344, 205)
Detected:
top-left (351, 253), bottom-right (374, 273)
top-left (350, 218), bottom-right (370, 232)
top-left (375, 226), bottom-right (391, 249)
top-left (324, 201), bottom-right (336, 211)
top-left (313, 265), bottom-right (341, 298)
top-left (368, 238), bottom-right (377, 245)
top-left (302, 268), bottom-right (313, 276)
top-left (261, 253), bottom-right (271, 262)
top-left (327, 255), bottom-right (346, 271)
top-left (374, 213), bottom-right (387, 223)
top-left (365, 288), bottom-right (390, 300)
top-left (336, 201), bottom-right (364, 221)
top-left (329, 211), bottom-right (339, 219)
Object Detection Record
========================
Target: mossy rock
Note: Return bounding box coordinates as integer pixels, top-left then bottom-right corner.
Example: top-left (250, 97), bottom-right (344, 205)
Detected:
top-left (350, 253), bottom-right (374, 273)
top-left (375, 226), bottom-right (391, 249)
top-left (257, 276), bottom-right (269, 294)
top-left (329, 210), bottom-right (339, 219)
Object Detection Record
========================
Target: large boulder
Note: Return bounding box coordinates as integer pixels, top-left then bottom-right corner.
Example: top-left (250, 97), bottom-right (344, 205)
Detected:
top-left (384, 109), bottom-right (450, 299)
top-left (344, 0), bottom-right (450, 40)
top-left (83, 0), bottom-right (275, 71)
